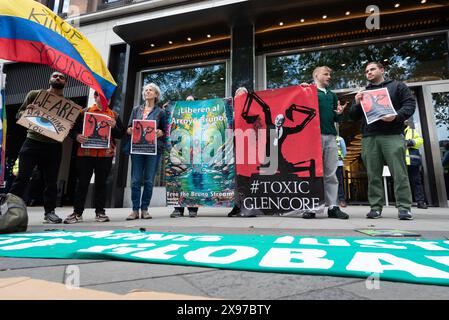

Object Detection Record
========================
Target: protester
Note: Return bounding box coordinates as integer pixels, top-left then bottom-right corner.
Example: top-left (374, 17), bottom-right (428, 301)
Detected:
top-left (349, 62), bottom-right (416, 220)
top-left (9, 71), bottom-right (68, 224)
top-left (404, 119), bottom-right (427, 209)
top-left (63, 91), bottom-right (125, 224)
top-left (336, 134), bottom-right (347, 207)
top-left (126, 83), bottom-right (166, 220)
top-left (227, 87), bottom-right (257, 217)
top-left (301, 66), bottom-right (349, 219)
top-left (171, 94), bottom-right (199, 218)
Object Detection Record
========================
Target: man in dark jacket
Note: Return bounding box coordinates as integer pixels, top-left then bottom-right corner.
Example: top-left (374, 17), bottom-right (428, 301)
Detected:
top-left (9, 71), bottom-right (68, 224)
top-left (349, 62), bottom-right (415, 220)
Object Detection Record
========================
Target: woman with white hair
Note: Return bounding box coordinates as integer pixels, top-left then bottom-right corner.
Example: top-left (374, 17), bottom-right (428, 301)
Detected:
top-left (126, 83), bottom-right (166, 220)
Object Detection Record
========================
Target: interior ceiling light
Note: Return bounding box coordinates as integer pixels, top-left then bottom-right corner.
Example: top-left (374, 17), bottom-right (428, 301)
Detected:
top-left (300, 18), bottom-right (305, 22)
top-left (322, 15), bottom-right (327, 19)
top-left (394, 3), bottom-right (400, 8)
top-left (168, 41), bottom-right (173, 44)
top-left (279, 22), bottom-right (284, 26)
top-left (345, 11), bottom-right (350, 15)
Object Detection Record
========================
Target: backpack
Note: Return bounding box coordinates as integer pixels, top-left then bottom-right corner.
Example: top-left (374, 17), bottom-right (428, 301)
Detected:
top-left (0, 193), bottom-right (28, 234)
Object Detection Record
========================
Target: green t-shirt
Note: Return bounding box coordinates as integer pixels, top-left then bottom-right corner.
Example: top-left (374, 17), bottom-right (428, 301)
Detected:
top-left (317, 88), bottom-right (342, 135)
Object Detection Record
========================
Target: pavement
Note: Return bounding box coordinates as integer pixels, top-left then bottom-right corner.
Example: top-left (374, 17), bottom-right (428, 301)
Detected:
top-left (1, 204), bottom-right (449, 301)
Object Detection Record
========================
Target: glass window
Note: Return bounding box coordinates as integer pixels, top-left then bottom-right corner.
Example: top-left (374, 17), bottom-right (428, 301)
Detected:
top-left (139, 62), bottom-right (227, 187)
top-left (141, 63), bottom-right (226, 106)
top-left (267, 35), bottom-right (449, 89)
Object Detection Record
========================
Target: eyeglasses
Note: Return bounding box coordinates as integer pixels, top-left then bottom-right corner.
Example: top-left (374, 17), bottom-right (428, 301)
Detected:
top-left (52, 74), bottom-right (66, 80)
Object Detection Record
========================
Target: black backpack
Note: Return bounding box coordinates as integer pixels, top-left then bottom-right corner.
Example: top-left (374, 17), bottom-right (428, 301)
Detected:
top-left (0, 193), bottom-right (28, 234)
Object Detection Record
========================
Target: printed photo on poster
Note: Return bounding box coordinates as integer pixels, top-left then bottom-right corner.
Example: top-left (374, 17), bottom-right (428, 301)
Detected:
top-left (131, 119), bottom-right (157, 155)
top-left (360, 88), bottom-right (397, 124)
top-left (81, 112), bottom-right (111, 149)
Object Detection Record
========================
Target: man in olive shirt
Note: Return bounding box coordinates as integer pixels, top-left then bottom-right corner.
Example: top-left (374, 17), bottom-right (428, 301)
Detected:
top-left (303, 66), bottom-right (349, 219)
top-left (9, 71), bottom-right (68, 224)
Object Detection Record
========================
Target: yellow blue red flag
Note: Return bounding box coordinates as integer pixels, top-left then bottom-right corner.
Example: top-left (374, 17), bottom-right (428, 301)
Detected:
top-left (0, 0), bottom-right (117, 108)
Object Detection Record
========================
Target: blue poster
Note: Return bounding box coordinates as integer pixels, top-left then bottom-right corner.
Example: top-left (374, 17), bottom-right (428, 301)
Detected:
top-left (165, 98), bottom-right (235, 207)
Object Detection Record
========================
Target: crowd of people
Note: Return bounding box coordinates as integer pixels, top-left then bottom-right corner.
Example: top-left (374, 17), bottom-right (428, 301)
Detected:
top-left (7, 61), bottom-right (431, 224)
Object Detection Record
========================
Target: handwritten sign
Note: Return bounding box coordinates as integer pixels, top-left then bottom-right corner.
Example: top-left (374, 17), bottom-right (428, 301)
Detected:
top-left (16, 90), bottom-right (82, 142)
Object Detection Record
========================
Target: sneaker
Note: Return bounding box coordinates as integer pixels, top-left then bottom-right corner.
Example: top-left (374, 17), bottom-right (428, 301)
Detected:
top-left (398, 209), bottom-right (414, 220)
top-left (366, 209), bottom-right (382, 219)
top-left (302, 211), bottom-right (316, 219)
top-left (227, 205), bottom-right (241, 217)
top-left (44, 211), bottom-right (62, 224)
top-left (141, 210), bottom-right (152, 219)
top-left (63, 213), bottom-right (83, 224)
top-left (126, 211), bottom-right (139, 220)
top-left (328, 207), bottom-right (349, 219)
top-left (95, 213), bottom-right (110, 222)
top-left (170, 210), bottom-right (183, 218)
top-left (188, 209), bottom-right (198, 218)
top-left (417, 202), bottom-right (428, 209)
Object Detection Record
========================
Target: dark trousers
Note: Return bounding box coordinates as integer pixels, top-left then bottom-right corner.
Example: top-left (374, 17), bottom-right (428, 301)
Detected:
top-left (174, 207), bottom-right (198, 213)
top-left (73, 156), bottom-right (113, 215)
top-left (407, 165), bottom-right (426, 203)
top-left (9, 138), bottom-right (62, 214)
top-left (336, 166), bottom-right (345, 201)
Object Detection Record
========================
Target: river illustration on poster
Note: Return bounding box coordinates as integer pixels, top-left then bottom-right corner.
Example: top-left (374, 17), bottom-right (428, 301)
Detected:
top-left (165, 98), bottom-right (235, 207)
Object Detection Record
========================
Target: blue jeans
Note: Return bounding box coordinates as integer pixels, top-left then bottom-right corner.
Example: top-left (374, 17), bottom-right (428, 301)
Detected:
top-left (131, 154), bottom-right (161, 211)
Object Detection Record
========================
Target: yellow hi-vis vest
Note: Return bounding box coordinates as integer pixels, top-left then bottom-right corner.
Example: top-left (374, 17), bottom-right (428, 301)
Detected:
top-left (404, 126), bottom-right (423, 166)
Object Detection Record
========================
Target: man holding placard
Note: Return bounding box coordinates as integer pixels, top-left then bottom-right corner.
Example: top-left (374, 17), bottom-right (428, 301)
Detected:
top-left (63, 91), bottom-right (125, 224)
top-left (349, 62), bottom-right (416, 220)
top-left (9, 72), bottom-right (80, 224)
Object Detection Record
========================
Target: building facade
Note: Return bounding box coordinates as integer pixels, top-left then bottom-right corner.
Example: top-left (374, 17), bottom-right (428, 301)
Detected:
top-left (2, 0), bottom-right (449, 208)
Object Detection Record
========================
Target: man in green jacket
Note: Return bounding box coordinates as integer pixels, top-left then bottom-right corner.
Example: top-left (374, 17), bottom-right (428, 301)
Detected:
top-left (302, 66), bottom-right (349, 219)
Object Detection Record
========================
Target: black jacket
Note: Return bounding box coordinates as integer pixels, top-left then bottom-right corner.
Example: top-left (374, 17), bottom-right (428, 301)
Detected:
top-left (349, 79), bottom-right (416, 137)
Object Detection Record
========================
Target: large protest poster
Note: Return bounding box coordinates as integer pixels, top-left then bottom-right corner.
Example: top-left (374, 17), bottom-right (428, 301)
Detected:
top-left (234, 85), bottom-right (324, 215)
top-left (360, 88), bottom-right (397, 124)
top-left (0, 63), bottom-right (5, 186)
top-left (81, 112), bottom-right (111, 149)
top-left (165, 98), bottom-right (235, 207)
top-left (16, 90), bottom-right (82, 142)
top-left (131, 119), bottom-right (157, 155)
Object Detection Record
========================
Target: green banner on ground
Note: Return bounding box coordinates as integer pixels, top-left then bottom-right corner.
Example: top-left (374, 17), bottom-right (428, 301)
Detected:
top-left (1, 231), bottom-right (449, 286)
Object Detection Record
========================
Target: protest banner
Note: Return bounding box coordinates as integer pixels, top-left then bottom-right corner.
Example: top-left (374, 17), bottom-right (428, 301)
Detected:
top-left (234, 85), bottom-right (324, 215)
top-left (16, 90), bottom-right (82, 142)
top-left (165, 98), bottom-right (235, 207)
top-left (131, 119), bottom-right (157, 155)
top-left (1, 230), bottom-right (449, 287)
top-left (360, 87), bottom-right (397, 124)
top-left (81, 112), bottom-right (111, 149)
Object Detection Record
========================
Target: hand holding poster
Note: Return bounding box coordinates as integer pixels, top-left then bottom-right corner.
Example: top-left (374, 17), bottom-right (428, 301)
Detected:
top-left (360, 88), bottom-right (397, 124)
top-left (131, 119), bottom-right (156, 155)
top-left (81, 112), bottom-right (111, 149)
top-left (16, 90), bottom-right (82, 142)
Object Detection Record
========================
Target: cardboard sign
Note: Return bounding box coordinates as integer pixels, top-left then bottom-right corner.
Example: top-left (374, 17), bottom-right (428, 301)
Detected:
top-left (81, 112), bottom-right (111, 149)
top-left (131, 119), bottom-right (157, 155)
top-left (16, 90), bottom-right (82, 142)
top-left (360, 88), bottom-right (397, 124)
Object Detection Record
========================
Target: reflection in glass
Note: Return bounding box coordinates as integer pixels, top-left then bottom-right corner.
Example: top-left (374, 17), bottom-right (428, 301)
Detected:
top-left (141, 64), bottom-right (226, 106)
top-left (432, 92), bottom-right (449, 198)
top-left (267, 35), bottom-right (449, 90)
